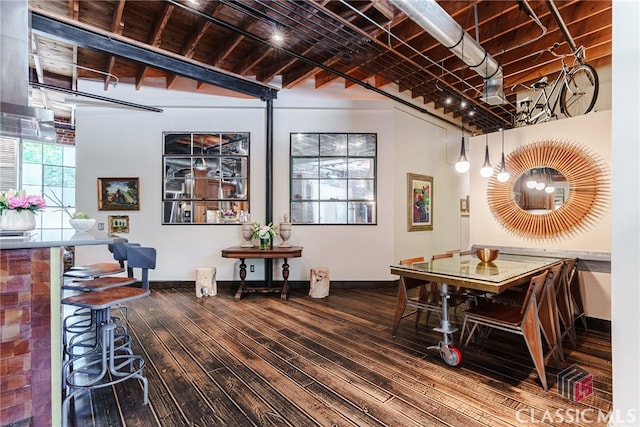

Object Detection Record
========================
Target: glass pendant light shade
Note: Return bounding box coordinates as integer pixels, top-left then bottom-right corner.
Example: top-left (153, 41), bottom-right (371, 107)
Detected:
top-left (480, 139), bottom-right (493, 177)
top-left (454, 135), bottom-right (470, 173)
top-left (496, 130), bottom-right (510, 182)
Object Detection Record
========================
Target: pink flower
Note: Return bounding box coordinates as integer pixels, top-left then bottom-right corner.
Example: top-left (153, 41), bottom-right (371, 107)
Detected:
top-left (0, 189), bottom-right (46, 213)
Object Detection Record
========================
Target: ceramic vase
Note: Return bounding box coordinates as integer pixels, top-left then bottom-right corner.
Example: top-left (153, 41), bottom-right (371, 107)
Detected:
top-left (279, 222), bottom-right (292, 247)
top-left (0, 210), bottom-right (36, 231)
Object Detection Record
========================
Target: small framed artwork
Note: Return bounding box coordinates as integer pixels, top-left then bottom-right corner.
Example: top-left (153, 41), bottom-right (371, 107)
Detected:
top-left (460, 195), bottom-right (470, 215)
top-left (108, 215), bottom-right (130, 233)
top-left (407, 173), bottom-right (433, 231)
top-left (460, 197), bottom-right (468, 214)
top-left (98, 177), bottom-right (140, 210)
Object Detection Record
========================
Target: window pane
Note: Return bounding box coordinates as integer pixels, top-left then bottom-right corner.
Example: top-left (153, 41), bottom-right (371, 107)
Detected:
top-left (319, 179), bottom-right (347, 200)
top-left (348, 134), bottom-right (376, 156)
top-left (221, 133), bottom-right (249, 155)
top-left (164, 133), bottom-right (191, 155)
top-left (22, 141), bottom-right (42, 163)
top-left (43, 144), bottom-right (63, 165)
top-left (291, 201), bottom-right (318, 223)
top-left (348, 179), bottom-right (374, 200)
top-left (22, 163), bottom-right (42, 186)
top-left (62, 167), bottom-right (76, 187)
top-left (349, 201), bottom-right (376, 223)
top-left (291, 133), bottom-right (319, 156)
top-left (44, 165), bottom-right (63, 186)
top-left (320, 158), bottom-right (347, 178)
top-left (63, 145), bottom-right (75, 167)
top-left (292, 179), bottom-right (319, 200)
top-left (348, 158), bottom-right (374, 178)
top-left (292, 158), bottom-right (319, 178)
top-left (319, 201), bottom-right (347, 223)
top-left (320, 134), bottom-right (347, 156)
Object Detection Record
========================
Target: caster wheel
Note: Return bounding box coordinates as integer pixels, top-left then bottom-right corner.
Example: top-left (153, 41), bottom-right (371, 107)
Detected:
top-left (440, 345), bottom-right (462, 367)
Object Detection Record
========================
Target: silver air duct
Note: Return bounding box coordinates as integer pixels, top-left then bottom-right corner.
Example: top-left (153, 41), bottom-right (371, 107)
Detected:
top-left (0, 0), bottom-right (56, 141)
top-left (390, 0), bottom-right (506, 105)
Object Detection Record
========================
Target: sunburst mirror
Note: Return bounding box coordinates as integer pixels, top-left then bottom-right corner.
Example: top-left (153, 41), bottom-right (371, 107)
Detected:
top-left (487, 139), bottom-right (608, 239)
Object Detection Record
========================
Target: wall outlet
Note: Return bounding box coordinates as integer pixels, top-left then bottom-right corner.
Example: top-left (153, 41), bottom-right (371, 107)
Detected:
top-left (250, 265), bottom-right (254, 272)
top-left (97, 223), bottom-right (105, 230)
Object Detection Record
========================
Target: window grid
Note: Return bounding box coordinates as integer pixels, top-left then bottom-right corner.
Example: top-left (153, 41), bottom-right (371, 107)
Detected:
top-left (290, 133), bottom-right (377, 225)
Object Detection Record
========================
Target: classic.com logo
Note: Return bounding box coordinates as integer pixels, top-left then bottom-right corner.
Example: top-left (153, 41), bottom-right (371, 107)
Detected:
top-left (559, 364), bottom-right (593, 402)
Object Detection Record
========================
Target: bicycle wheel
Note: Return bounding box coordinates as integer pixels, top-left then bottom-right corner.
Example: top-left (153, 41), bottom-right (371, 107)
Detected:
top-left (560, 64), bottom-right (599, 117)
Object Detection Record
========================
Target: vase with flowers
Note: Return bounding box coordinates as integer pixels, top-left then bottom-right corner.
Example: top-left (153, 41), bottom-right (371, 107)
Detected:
top-left (0, 189), bottom-right (46, 231)
top-left (251, 221), bottom-right (277, 250)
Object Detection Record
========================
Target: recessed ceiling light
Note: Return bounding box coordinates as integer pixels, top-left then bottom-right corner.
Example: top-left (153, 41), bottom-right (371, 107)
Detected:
top-left (272, 32), bottom-right (284, 45)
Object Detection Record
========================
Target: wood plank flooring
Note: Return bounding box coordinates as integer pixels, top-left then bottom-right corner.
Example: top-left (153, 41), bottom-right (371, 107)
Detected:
top-left (66, 286), bottom-right (612, 426)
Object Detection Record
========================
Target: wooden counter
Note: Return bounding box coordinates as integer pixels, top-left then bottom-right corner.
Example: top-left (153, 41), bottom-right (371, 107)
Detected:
top-left (0, 230), bottom-right (126, 426)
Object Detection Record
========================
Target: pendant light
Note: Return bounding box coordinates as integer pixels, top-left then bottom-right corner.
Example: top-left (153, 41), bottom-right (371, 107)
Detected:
top-left (496, 128), bottom-right (510, 182)
top-left (526, 169), bottom-right (537, 188)
top-left (454, 128), bottom-right (470, 173)
top-left (480, 136), bottom-right (493, 177)
top-left (479, 77), bottom-right (493, 178)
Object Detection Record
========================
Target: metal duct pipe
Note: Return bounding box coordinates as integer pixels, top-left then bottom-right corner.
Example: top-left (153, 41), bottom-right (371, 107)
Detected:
top-left (390, 0), bottom-right (505, 105)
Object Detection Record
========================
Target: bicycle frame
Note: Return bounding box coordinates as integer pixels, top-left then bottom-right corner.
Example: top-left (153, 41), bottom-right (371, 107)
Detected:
top-left (516, 58), bottom-right (572, 125)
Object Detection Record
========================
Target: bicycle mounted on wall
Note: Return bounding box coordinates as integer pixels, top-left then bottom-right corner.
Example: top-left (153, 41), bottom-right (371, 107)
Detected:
top-left (512, 43), bottom-right (599, 127)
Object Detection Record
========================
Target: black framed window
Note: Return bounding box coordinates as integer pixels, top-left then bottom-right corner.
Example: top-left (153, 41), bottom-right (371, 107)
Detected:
top-left (162, 132), bottom-right (249, 224)
top-left (290, 133), bottom-right (376, 224)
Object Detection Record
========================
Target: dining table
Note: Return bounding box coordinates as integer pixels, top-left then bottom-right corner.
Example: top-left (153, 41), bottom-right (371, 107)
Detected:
top-left (390, 253), bottom-right (563, 366)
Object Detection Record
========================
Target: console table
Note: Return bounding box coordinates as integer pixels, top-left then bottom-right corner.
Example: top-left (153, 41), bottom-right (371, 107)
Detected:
top-left (221, 246), bottom-right (302, 300)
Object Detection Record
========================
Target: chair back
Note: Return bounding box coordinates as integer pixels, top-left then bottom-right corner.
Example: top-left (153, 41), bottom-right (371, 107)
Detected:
top-left (127, 246), bottom-right (157, 290)
top-left (110, 242), bottom-right (141, 276)
top-left (431, 252), bottom-right (453, 260)
top-left (520, 270), bottom-right (548, 318)
top-left (400, 256), bottom-right (425, 265)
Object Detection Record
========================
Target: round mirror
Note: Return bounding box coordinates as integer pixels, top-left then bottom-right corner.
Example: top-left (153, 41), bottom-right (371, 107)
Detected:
top-left (513, 168), bottom-right (568, 214)
top-left (487, 139), bottom-right (608, 239)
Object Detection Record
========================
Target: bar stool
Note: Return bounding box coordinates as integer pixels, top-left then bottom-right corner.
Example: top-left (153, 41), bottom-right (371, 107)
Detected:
top-left (62, 242), bottom-right (140, 355)
top-left (61, 246), bottom-right (156, 426)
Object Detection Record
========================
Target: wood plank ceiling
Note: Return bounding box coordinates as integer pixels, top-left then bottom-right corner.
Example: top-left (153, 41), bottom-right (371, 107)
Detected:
top-left (27, 0), bottom-right (612, 133)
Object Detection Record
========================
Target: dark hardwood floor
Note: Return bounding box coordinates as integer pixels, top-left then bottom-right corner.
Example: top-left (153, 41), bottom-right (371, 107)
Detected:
top-left (66, 286), bottom-right (612, 426)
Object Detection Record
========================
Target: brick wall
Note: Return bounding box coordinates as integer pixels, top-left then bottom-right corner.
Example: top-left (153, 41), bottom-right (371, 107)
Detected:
top-left (0, 248), bottom-right (53, 427)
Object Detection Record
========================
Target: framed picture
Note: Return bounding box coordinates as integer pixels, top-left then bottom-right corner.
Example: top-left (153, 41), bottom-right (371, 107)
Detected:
top-left (460, 195), bottom-right (470, 215)
top-left (108, 215), bottom-right (129, 233)
top-left (460, 197), bottom-right (468, 214)
top-left (407, 173), bottom-right (433, 231)
top-left (98, 177), bottom-right (140, 210)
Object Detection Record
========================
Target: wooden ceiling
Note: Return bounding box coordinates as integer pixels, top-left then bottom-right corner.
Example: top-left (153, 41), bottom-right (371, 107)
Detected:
top-left (27, 0), bottom-right (612, 133)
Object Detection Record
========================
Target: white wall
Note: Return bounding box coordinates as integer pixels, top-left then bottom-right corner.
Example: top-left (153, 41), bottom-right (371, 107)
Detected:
top-left (611, 0), bottom-right (640, 422)
top-left (72, 81), bottom-right (467, 282)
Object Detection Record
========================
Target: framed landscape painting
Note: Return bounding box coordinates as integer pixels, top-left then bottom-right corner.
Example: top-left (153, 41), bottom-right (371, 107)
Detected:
top-left (98, 177), bottom-right (140, 210)
top-left (407, 173), bottom-right (433, 231)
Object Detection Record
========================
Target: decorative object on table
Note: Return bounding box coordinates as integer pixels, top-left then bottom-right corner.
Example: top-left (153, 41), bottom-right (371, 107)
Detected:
top-left (475, 248), bottom-right (499, 263)
top-left (241, 222), bottom-right (254, 247)
top-left (98, 177), bottom-right (140, 210)
top-left (278, 213), bottom-right (292, 247)
top-left (309, 267), bottom-right (330, 298)
top-left (251, 221), bottom-right (277, 250)
top-left (407, 173), bottom-right (433, 232)
top-left (0, 189), bottom-right (46, 231)
top-left (108, 215), bottom-right (130, 233)
top-left (47, 190), bottom-right (95, 231)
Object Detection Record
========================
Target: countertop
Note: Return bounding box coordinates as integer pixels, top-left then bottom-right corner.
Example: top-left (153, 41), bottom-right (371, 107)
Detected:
top-left (0, 229), bottom-right (127, 249)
